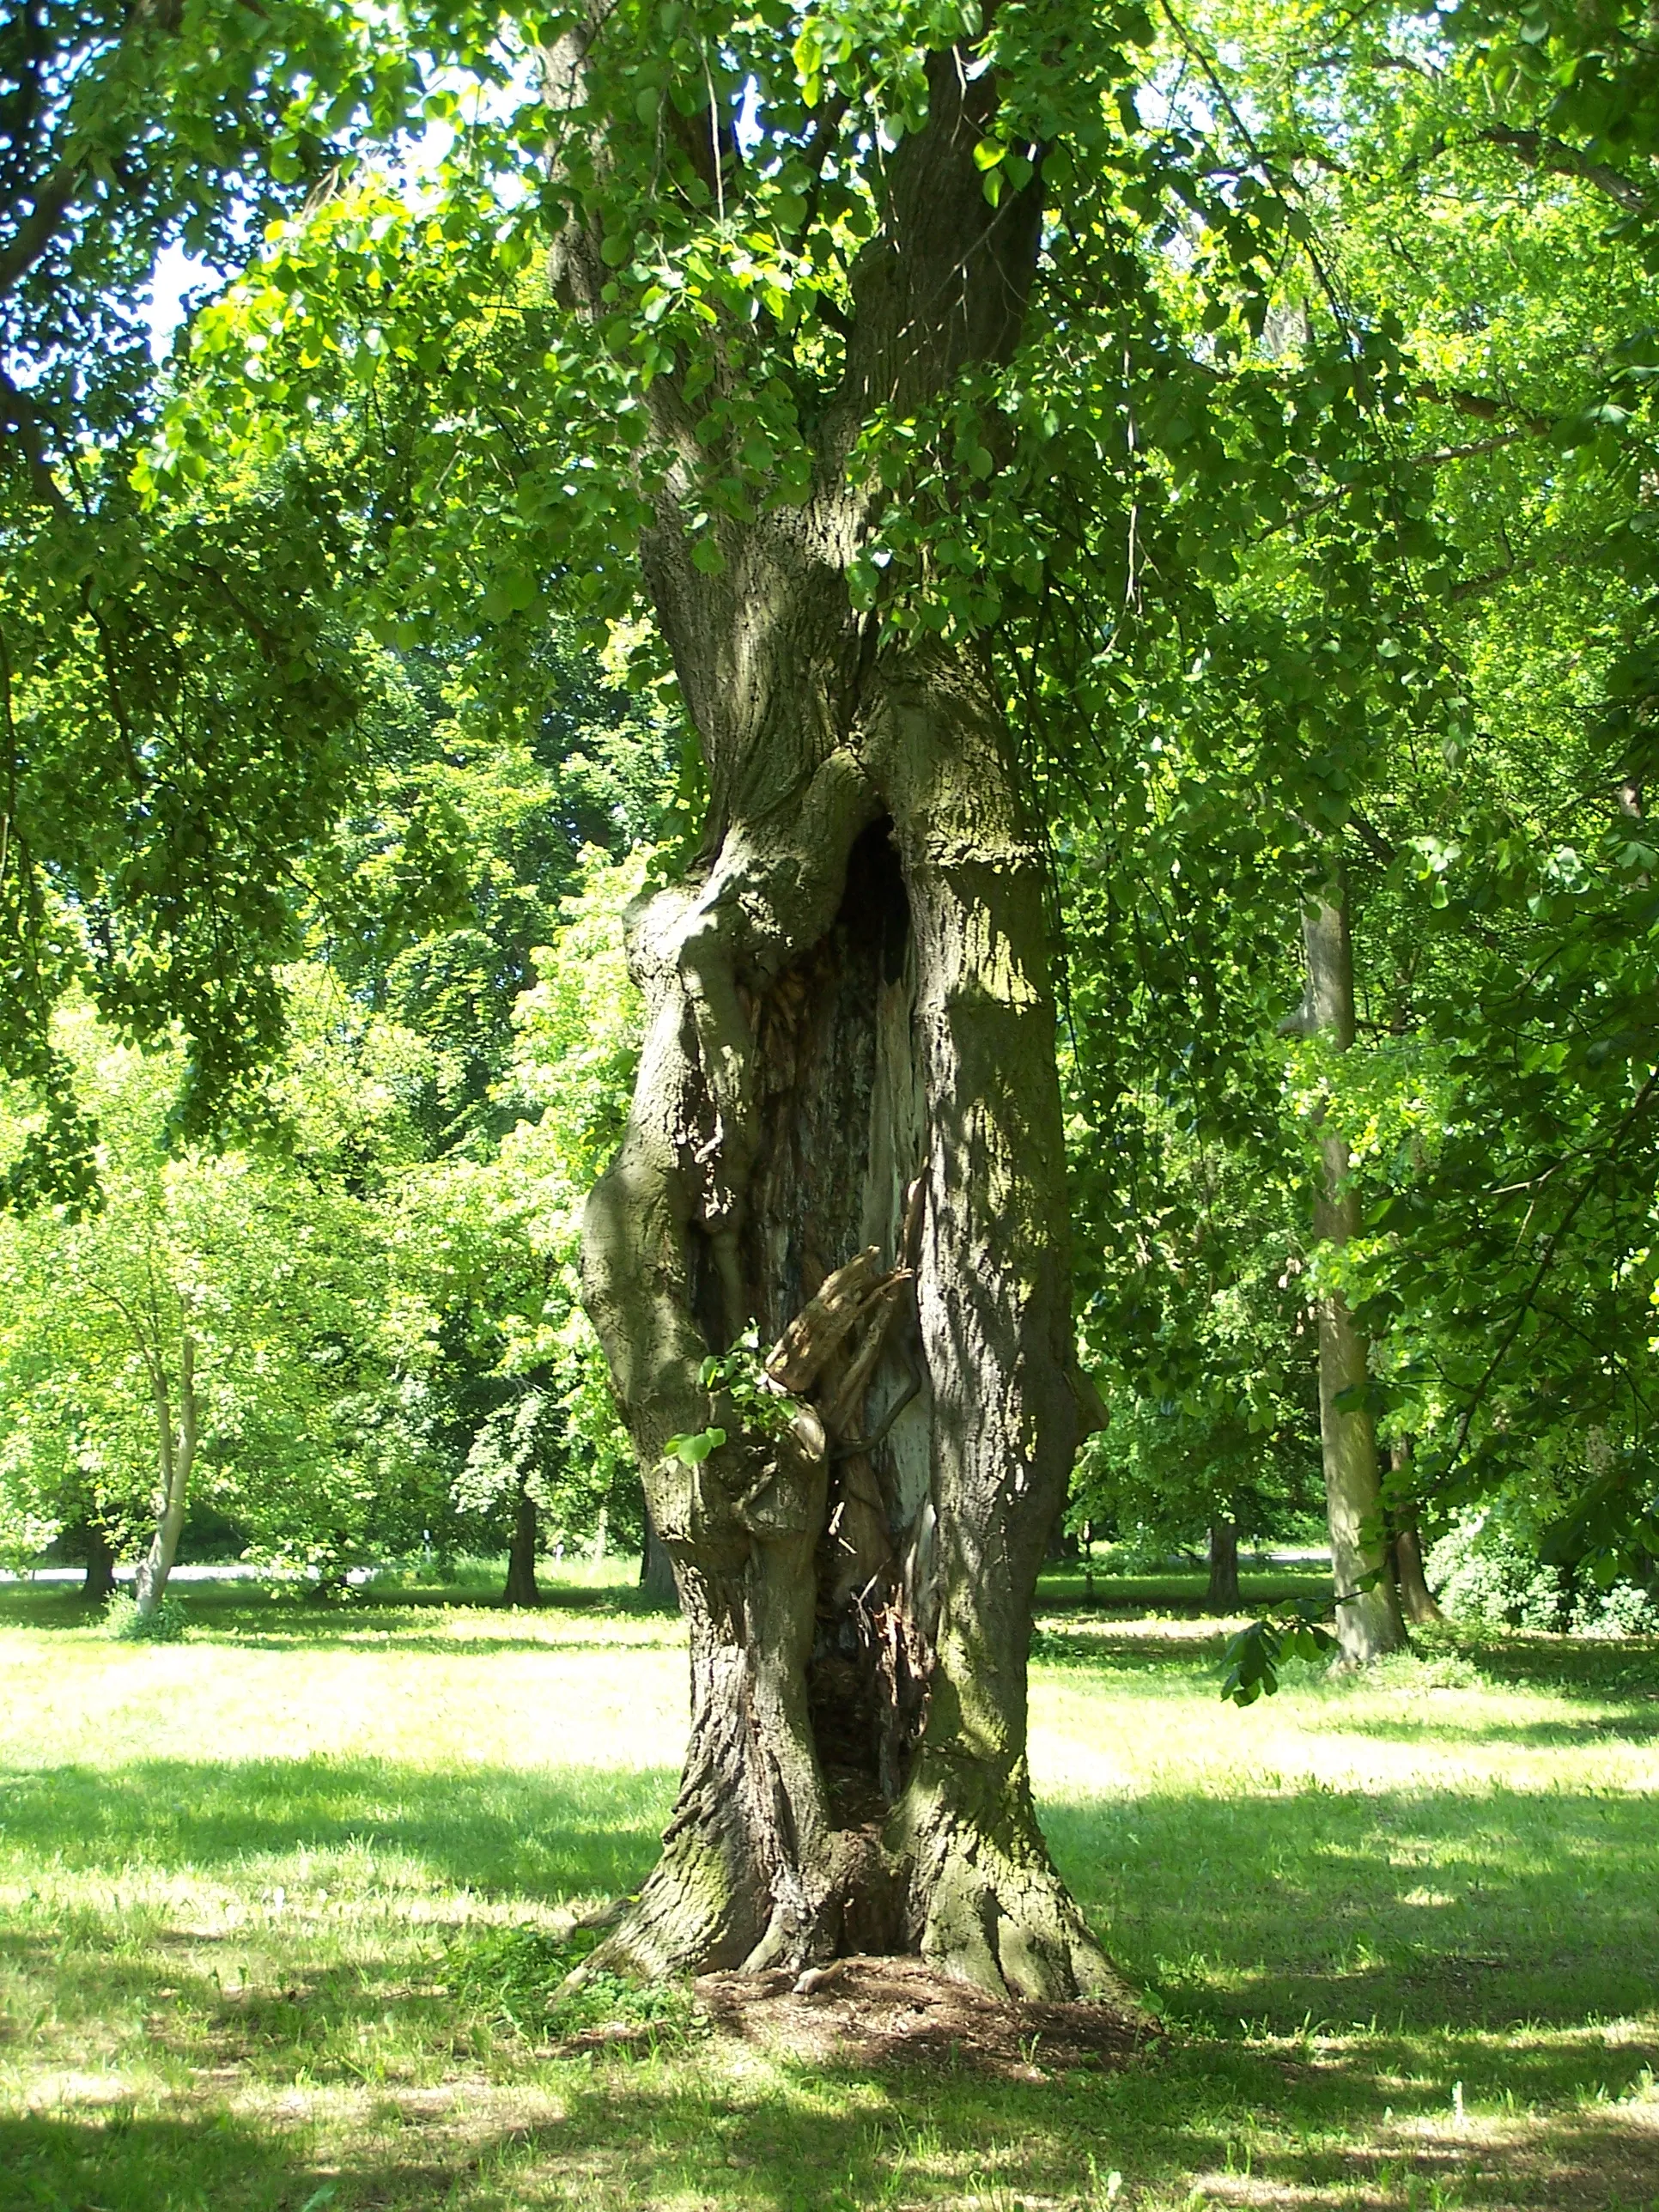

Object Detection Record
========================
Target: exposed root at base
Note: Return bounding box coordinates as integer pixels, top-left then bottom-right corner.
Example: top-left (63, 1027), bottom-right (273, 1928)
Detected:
top-left (902, 1798), bottom-right (1143, 2011)
top-left (694, 1954), bottom-right (1155, 2078)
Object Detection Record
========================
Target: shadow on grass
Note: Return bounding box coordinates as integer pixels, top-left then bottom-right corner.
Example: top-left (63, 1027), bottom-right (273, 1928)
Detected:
top-left (8, 1753), bottom-right (1656, 2042)
top-left (0, 1756), bottom-right (677, 1900)
top-left (6, 1753), bottom-right (1659, 2208)
top-left (1338, 1711), bottom-right (1659, 1746)
top-left (0, 2111), bottom-right (354, 2212)
top-left (203, 1632), bottom-right (688, 1656)
top-left (1048, 1780), bottom-right (1659, 2045)
top-left (0, 1582), bottom-right (680, 1638)
top-left (9, 2057), bottom-right (1659, 2212)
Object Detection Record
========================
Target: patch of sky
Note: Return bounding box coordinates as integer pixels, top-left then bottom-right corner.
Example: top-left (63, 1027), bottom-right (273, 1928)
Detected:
top-left (145, 243), bottom-right (213, 361)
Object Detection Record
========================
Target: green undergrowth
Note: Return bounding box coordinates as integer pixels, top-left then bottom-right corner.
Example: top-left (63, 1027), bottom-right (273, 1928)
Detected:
top-left (447, 1922), bottom-right (703, 2053)
top-left (101, 1591), bottom-right (190, 1642)
top-left (0, 1582), bottom-right (1655, 2209)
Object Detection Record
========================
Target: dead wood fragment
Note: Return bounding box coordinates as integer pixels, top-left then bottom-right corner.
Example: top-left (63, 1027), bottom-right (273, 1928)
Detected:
top-left (766, 1246), bottom-right (885, 1392)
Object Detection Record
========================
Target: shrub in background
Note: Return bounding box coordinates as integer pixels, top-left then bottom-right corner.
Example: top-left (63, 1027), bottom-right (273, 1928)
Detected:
top-left (103, 1593), bottom-right (189, 1643)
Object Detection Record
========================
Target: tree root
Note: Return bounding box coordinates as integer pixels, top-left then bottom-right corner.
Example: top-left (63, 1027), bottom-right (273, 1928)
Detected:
top-left (895, 1770), bottom-right (1140, 2010)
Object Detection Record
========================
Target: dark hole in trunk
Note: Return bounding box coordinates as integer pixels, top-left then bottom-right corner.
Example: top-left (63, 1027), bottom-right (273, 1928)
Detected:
top-left (738, 819), bottom-right (928, 1824)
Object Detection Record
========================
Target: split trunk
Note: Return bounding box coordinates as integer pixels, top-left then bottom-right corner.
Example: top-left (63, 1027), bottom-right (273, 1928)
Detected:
top-left (583, 641), bottom-right (1118, 1997)
top-left (553, 31), bottom-right (1123, 2000)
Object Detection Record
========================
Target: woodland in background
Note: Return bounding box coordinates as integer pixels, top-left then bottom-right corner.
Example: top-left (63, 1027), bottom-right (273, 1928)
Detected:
top-left (3, 0), bottom-right (1659, 2018)
top-left (5, 0), bottom-right (1656, 1639)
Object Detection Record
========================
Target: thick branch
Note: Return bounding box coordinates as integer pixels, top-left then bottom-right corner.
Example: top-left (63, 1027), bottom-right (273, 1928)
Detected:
top-left (832, 46), bottom-right (1045, 457)
top-left (1413, 381), bottom-right (1553, 436)
top-left (767, 1245), bottom-right (887, 1392)
top-left (1474, 123), bottom-right (1652, 218)
top-left (0, 367), bottom-right (72, 514)
top-left (0, 161), bottom-right (79, 296)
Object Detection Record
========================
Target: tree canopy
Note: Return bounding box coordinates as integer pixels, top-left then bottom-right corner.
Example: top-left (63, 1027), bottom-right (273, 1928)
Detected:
top-left (4, 0), bottom-right (1659, 1978)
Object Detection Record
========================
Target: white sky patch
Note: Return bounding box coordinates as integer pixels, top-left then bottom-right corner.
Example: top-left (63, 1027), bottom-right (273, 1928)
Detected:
top-left (736, 74), bottom-right (763, 155)
top-left (145, 243), bottom-right (214, 361)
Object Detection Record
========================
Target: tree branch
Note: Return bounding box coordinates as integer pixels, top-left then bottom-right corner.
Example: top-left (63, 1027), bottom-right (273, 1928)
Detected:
top-left (0, 366), bottom-right (72, 514)
top-left (0, 161), bottom-right (80, 297)
top-left (1473, 123), bottom-right (1653, 219)
top-left (1413, 382), bottom-right (1553, 436)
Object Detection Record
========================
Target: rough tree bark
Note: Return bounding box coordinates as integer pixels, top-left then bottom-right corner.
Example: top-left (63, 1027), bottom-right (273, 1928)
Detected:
top-left (1301, 889), bottom-right (1407, 1667)
top-left (1206, 1521), bottom-right (1240, 1612)
top-left (503, 1477), bottom-right (542, 1608)
top-left (131, 1328), bottom-right (197, 1622)
top-left (551, 30), bottom-right (1126, 2001)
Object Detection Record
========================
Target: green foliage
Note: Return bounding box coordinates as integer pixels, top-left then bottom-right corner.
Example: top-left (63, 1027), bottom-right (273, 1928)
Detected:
top-left (665, 1328), bottom-right (797, 1467)
top-left (0, 994), bottom-right (446, 1577)
top-left (447, 1920), bottom-right (700, 2051)
top-left (397, 842), bottom-right (652, 1556)
top-left (102, 1592), bottom-right (188, 1643)
top-left (1219, 1601), bottom-right (1339, 1707)
top-left (9, 0), bottom-right (1659, 1641)
top-left (1427, 1514), bottom-right (1659, 1638)
top-left (0, 0), bottom-right (442, 1157)
top-left (661, 1425), bottom-right (726, 1469)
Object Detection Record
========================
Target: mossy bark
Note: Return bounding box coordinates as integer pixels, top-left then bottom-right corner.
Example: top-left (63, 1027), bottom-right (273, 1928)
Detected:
top-left (550, 29), bottom-right (1126, 2001)
top-left (581, 666), bottom-right (1122, 1997)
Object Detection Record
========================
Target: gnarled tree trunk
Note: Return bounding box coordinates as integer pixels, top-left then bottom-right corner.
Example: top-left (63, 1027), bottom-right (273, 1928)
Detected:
top-left (1301, 889), bottom-right (1407, 1667)
top-left (547, 26), bottom-right (1125, 2004)
top-left (582, 657), bottom-right (1117, 1997)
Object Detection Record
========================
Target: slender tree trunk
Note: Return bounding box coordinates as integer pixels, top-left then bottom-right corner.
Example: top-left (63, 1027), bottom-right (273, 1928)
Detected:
top-left (80, 1519), bottom-right (118, 1602)
top-left (1392, 1524), bottom-right (1442, 1626)
top-left (1389, 1439), bottom-right (1443, 1626)
top-left (638, 1498), bottom-right (678, 1609)
top-left (1206, 1521), bottom-right (1240, 1611)
top-left (503, 1479), bottom-right (541, 1608)
top-left (1301, 891), bottom-right (1407, 1667)
top-left (132, 1330), bottom-right (197, 1622)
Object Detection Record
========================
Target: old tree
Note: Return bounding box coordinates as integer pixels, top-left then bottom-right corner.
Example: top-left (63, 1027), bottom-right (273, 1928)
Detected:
top-left (550, 5), bottom-right (1134, 1998)
top-left (27, 0), bottom-right (1233, 1996)
top-left (4, 0), bottom-right (1157, 1996)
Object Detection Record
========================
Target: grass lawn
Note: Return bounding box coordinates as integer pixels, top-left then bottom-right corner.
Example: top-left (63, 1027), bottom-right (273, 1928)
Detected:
top-left (2, 1570), bottom-right (1656, 2210)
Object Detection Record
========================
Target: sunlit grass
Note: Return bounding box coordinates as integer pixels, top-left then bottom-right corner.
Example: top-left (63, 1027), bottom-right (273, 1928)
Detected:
top-left (2, 1572), bottom-right (1656, 2209)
